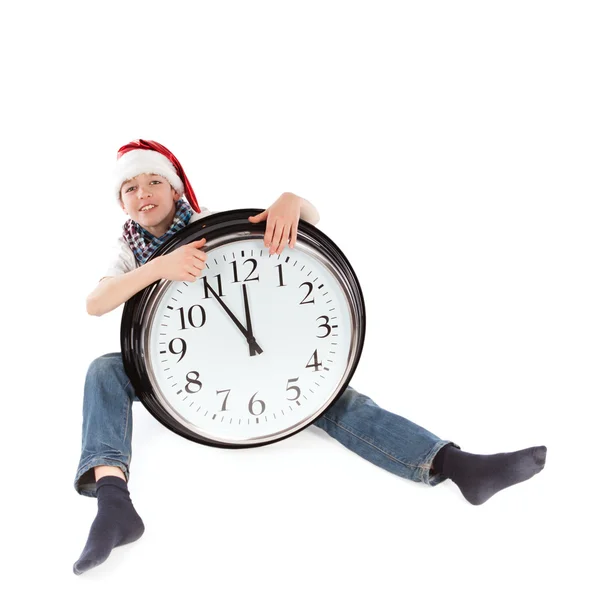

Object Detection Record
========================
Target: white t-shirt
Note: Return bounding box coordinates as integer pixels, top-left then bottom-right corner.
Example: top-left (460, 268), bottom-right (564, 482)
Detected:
top-left (102, 206), bottom-right (216, 279)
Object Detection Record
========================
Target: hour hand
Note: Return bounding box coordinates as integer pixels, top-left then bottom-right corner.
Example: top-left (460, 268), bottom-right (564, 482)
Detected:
top-left (242, 284), bottom-right (262, 356)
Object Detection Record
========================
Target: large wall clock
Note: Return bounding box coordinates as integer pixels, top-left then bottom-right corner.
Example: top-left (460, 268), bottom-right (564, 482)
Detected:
top-left (121, 208), bottom-right (366, 449)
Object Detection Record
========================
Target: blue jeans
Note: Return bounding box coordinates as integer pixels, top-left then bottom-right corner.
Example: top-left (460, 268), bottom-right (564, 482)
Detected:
top-left (74, 353), bottom-right (457, 497)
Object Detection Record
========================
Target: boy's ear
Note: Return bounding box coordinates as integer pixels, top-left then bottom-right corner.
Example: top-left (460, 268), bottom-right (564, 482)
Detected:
top-left (119, 199), bottom-right (128, 215)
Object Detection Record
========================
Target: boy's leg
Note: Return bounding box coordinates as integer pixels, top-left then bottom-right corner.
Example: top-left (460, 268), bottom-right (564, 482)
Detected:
top-left (312, 385), bottom-right (546, 504)
top-left (74, 352), bottom-right (137, 497)
top-left (95, 465), bottom-right (126, 482)
top-left (312, 385), bottom-right (456, 486)
top-left (73, 352), bottom-right (145, 575)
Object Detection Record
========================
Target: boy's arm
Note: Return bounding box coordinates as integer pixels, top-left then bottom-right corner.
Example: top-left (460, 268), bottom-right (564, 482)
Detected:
top-left (86, 259), bottom-right (163, 317)
top-left (296, 195), bottom-right (320, 226)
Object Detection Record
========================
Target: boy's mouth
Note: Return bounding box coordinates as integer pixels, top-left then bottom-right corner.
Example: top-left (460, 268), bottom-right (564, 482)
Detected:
top-left (139, 204), bottom-right (157, 212)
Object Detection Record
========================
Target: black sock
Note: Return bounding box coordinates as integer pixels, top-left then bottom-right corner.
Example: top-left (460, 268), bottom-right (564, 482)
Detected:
top-left (432, 444), bottom-right (547, 505)
top-left (73, 476), bottom-right (145, 575)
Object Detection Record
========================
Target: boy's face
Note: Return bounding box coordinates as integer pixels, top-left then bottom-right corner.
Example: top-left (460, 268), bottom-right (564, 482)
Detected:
top-left (119, 173), bottom-right (181, 235)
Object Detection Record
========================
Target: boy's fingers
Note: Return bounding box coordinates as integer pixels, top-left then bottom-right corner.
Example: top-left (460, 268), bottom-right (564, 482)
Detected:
top-left (264, 220), bottom-right (276, 246)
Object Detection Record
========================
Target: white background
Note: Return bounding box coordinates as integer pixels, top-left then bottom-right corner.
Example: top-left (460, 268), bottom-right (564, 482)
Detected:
top-left (1, 1), bottom-right (598, 598)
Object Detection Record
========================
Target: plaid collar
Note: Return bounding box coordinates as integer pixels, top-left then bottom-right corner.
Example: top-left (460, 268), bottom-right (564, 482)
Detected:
top-left (122, 199), bottom-right (194, 265)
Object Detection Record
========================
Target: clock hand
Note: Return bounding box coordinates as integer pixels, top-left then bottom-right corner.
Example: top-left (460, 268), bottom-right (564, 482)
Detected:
top-left (204, 281), bottom-right (264, 354)
top-left (242, 284), bottom-right (263, 356)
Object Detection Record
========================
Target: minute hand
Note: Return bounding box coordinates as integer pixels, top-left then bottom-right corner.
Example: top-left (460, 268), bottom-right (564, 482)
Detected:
top-left (204, 281), bottom-right (263, 353)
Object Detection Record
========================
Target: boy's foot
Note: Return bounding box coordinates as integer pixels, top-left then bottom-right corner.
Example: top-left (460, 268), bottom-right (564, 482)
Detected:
top-left (73, 476), bottom-right (145, 575)
top-left (432, 444), bottom-right (547, 505)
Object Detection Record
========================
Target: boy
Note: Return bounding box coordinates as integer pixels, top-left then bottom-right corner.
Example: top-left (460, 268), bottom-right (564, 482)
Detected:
top-left (73, 139), bottom-right (547, 575)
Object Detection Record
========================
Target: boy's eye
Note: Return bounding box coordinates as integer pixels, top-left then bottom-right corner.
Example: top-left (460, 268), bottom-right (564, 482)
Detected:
top-left (124, 180), bottom-right (161, 193)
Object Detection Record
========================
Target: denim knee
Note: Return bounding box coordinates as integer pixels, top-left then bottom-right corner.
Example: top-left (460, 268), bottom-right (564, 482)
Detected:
top-left (86, 352), bottom-right (125, 382)
top-left (324, 385), bottom-right (376, 418)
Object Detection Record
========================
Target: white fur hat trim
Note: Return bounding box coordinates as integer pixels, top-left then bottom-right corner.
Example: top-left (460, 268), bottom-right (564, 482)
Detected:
top-left (114, 149), bottom-right (184, 202)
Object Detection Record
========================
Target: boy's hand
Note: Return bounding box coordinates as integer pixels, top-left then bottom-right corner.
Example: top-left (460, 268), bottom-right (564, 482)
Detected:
top-left (248, 193), bottom-right (302, 255)
top-left (155, 239), bottom-right (207, 282)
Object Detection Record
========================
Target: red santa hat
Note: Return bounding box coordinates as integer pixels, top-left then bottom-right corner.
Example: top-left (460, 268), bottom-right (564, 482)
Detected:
top-left (114, 139), bottom-right (200, 213)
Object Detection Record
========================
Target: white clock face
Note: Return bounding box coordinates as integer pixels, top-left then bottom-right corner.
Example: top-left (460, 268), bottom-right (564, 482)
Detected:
top-left (144, 235), bottom-right (356, 445)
